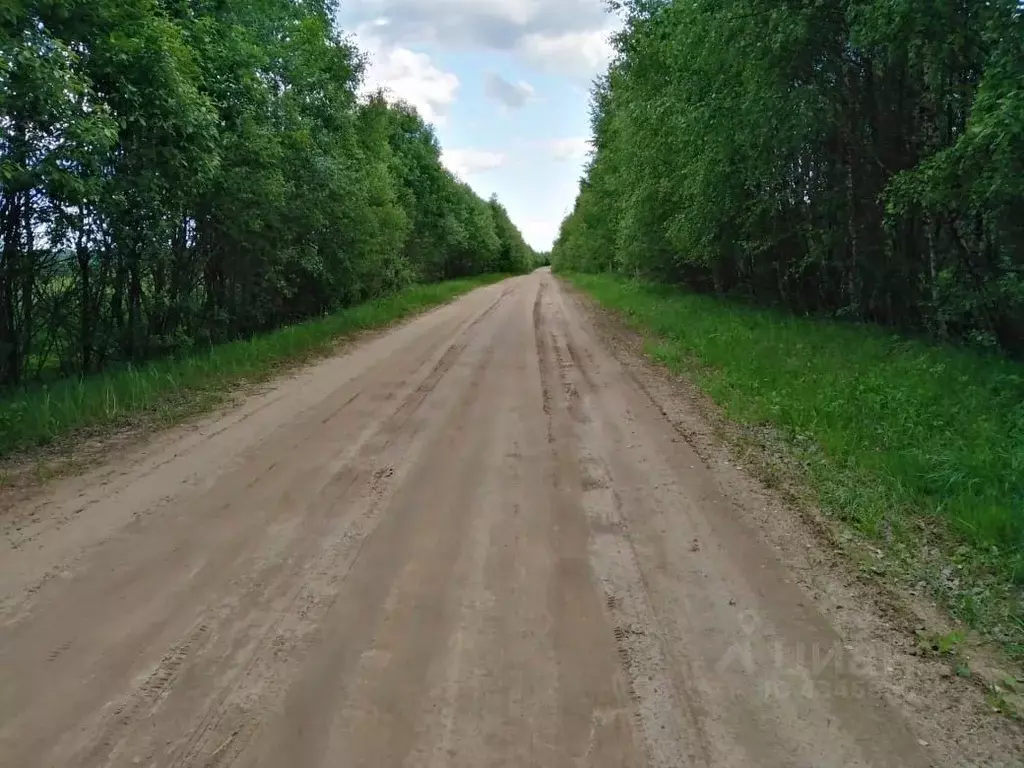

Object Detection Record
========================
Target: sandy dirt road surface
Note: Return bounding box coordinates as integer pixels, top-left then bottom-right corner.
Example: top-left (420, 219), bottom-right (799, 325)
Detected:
top-left (0, 271), bottom-right (952, 766)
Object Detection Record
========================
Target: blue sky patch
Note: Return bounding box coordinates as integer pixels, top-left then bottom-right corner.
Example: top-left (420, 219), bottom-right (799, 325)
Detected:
top-left (336, 1), bottom-right (617, 250)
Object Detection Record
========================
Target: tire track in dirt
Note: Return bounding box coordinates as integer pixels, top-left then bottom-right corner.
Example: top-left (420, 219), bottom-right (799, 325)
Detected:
top-left (534, 282), bottom-right (703, 767)
top-left (245, 300), bottom-right (512, 768)
top-left (75, 287), bottom-right (520, 768)
top-left (173, 311), bottom-right (513, 768)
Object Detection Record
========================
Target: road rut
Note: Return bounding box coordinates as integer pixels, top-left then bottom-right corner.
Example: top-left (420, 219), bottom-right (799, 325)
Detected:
top-left (1, 271), bottom-right (938, 766)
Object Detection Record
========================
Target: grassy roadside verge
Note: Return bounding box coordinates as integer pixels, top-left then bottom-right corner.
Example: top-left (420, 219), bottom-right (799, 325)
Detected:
top-left (0, 275), bottom-right (508, 461)
top-left (562, 273), bottom-right (1024, 669)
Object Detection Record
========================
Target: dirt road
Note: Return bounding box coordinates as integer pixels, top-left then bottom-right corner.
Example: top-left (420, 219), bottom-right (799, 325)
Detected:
top-left (0, 271), bottom-right (939, 767)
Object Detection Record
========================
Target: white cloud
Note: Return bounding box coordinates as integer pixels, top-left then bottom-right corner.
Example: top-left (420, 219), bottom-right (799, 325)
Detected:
top-left (484, 72), bottom-right (536, 109)
top-left (518, 28), bottom-right (615, 81)
top-left (339, 0), bottom-right (610, 51)
top-left (442, 148), bottom-right (508, 179)
top-left (546, 137), bottom-right (592, 162)
top-left (519, 217), bottom-right (563, 251)
top-left (335, 3), bottom-right (622, 252)
top-left (354, 25), bottom-right (460, 124)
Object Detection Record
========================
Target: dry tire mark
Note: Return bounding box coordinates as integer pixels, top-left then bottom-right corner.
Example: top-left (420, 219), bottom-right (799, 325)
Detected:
top-left (170, 289), bottom-right (514, 768)
top-left (536, 284), bottom-right (708, 768)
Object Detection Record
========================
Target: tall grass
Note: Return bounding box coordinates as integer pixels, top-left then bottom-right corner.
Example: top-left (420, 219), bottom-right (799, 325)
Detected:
top-left (0, 276), bottom-right (506, 458)
top-left (565, 273), bottom-right (1024, 652)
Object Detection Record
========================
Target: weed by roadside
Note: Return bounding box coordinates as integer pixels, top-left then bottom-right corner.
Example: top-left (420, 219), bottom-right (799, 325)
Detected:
top-left (0, 276), bottom-right (507, 461)
top-left (562, 273), bottom-right (1024, 666)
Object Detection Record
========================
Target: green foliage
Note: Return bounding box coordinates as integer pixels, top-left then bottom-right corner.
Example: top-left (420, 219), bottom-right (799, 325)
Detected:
top-left (556, 0), bottom-right (1024, 654)
top-left (567, 272), bottom-right (1024, 655)
top-left (0, 1), bottom-right (533, 388)
top-left (554, 0), bottom-right (1024, 353)
top-left (918, 630), bottom-right (966, 657)
top-left (0, 275), bottom-right (506, 456)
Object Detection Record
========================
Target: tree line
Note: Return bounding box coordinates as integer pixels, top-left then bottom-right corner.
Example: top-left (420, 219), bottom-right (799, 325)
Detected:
top-left (0, 0), bottom-right (535, 387)
top-left (554, 0), bottom-right (1024, 353)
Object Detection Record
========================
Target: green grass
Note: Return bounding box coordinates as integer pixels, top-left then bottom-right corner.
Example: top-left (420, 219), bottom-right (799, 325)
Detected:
top-left (0, 275), bottom-right (507, 459)
top-left (564, 272), bottom-right (1024, 657)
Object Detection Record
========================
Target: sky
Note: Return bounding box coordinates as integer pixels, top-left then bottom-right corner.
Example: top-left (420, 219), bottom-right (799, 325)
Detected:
top-left (335, 0), bottom-right (620, 252)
